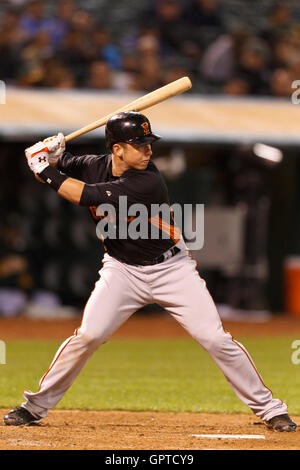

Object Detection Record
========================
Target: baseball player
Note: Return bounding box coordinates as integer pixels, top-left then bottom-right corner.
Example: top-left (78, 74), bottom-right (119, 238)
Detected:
top-left (4, 112), bottom-right (296, 432)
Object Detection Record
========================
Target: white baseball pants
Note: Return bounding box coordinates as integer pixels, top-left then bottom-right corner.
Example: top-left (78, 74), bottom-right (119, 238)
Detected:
top-left (23, 240), bottom-right (287, 421)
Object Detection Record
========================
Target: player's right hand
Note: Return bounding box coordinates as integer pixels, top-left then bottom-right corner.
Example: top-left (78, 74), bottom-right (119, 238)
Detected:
top-left (25, 141), bottom-right (50, 174)
top-left (43, 132), bottom-right (65, 165)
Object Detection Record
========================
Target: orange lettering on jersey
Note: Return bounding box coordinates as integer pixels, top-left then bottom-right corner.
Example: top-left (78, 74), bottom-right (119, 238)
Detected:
top-left (89, 206), bottom-right (102, 221)
top-left (148, 215), bottom-right (181, 243)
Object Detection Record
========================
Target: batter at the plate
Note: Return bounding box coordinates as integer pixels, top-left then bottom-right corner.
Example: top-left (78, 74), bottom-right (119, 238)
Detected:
top-left (4, 112), bottom-right (296, 432)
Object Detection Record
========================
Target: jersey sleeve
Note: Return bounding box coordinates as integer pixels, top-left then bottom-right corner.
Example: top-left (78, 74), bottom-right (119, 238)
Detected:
top-left (57, 152), bottom-right (101, 181)
top-left (79, 168), bottom-right (161, 207)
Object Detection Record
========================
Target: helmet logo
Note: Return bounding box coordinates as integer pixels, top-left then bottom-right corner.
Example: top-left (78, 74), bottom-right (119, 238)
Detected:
top-left (141, 122), bottom-right (150, 135)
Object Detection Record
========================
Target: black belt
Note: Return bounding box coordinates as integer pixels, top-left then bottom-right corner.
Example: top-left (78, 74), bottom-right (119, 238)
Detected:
top-left (139, 246), bottom-right (180, 266)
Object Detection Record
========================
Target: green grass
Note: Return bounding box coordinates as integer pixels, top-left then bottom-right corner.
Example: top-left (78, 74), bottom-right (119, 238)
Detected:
top-left (0, 337), bottom-right (299, 414)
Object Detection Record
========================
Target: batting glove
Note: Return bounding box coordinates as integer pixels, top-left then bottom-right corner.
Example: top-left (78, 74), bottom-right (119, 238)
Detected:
top-left (25, 141), bottom-right (50, 174)
top-left (43, 132), bottom-right (66, 164)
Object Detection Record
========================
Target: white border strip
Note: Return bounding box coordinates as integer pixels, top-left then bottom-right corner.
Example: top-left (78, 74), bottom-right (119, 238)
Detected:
top-left (192, 434), bottom-right (265, 440)
top-left (1, 124), bottom-right (300, 146)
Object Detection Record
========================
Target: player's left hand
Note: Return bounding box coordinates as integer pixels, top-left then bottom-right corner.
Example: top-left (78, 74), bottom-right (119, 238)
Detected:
top-left (25, 141), bottom-right (50, 174)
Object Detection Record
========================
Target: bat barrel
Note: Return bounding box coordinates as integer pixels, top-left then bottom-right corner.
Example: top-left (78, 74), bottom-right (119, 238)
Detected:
top-left (65, 76), bottom-right (192, 142)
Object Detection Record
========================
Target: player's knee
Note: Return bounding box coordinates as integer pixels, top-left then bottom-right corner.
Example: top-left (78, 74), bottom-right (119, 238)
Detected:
top-left (197, 329), bottom-right (229, 354)
top-left (76, 330), bottom-right (104, 352)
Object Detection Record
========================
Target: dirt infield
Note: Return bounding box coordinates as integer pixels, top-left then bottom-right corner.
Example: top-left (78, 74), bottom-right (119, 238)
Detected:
top-left (0, 409), bottom-right (299, 451)
top-left (0, 313), bottom-right (299, 451)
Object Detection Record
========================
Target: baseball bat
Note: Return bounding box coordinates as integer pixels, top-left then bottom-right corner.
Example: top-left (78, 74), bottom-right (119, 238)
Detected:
top-left (64, 76), bottom-right (192, 142)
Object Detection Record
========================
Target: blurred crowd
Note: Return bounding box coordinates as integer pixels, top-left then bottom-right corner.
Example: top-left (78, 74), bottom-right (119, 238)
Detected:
top-left (1, 0), bottom-right (300, 96)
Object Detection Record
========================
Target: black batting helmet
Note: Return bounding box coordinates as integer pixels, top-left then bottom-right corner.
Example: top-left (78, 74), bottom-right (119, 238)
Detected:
top-left (105, 111), bottom-right (161, 150)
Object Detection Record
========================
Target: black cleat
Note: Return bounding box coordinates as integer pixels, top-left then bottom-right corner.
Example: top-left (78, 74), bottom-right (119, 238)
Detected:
top-left (3, 407), bottom-right (41, 426)
top-left (266, 414), bottom-right (297, 432)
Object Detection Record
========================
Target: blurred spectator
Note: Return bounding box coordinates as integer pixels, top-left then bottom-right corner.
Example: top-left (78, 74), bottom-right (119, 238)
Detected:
top-left (270, 68), bottom-right (294, 98)
top-left (0, 9), bottom-right (24, 81)
top-left (18, 0), bottom-right (49, 39)
top-left (271, 36), bottom-right (300, 69)
top-left (20, 31), bottom-right (53, 72)
top-left (57, 28), bottom-right (94, 86)
top-left (39, 57), bottom-right (76, 88)
top-left (112, 55), bottom-right (140, 91)
top-left (183, 0), bottom-right (224, 51)
top-left (70, 9), bottom-right (95, 36)
top-left (136, 28), bottom-right (161, 60)
top-left (222, 77), bottom-right (250, 96)
top-left (200, 28), bottom-right (250, 83)
top-left (183, 0), bottom-right (224, 29)
top-left (200, 34), bottom-right (234, 82)
top-left (261, 3), bottom-right (294, 45)
top-left (142, 0), bottom-right (188, 56)
top-left (0, 220), bottom-right (33, 317)
top-left (43, 0), bottom-right (76, 48)
top-left (134, 56), bottom-right (164, 92)
top-left (0, 7), bottom-right (27, 47)
top-left (90, 26), bottom-right (121, 71)
top-left (0, 0), bottom-right (299, 97)
top-left (235, 37), bottom-right (272, 95)
top-left (162, 63), bottom-right (191, 86)
top-left (86, 60), bottom-right (113, 89)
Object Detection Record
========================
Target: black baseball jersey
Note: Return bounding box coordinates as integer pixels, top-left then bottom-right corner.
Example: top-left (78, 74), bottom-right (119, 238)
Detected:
top-left (57, 152), bottom-right (180, 265)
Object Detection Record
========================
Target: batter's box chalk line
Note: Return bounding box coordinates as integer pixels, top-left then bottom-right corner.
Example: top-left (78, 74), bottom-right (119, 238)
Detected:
top-left (192, 434), bottom-right (265, 440)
